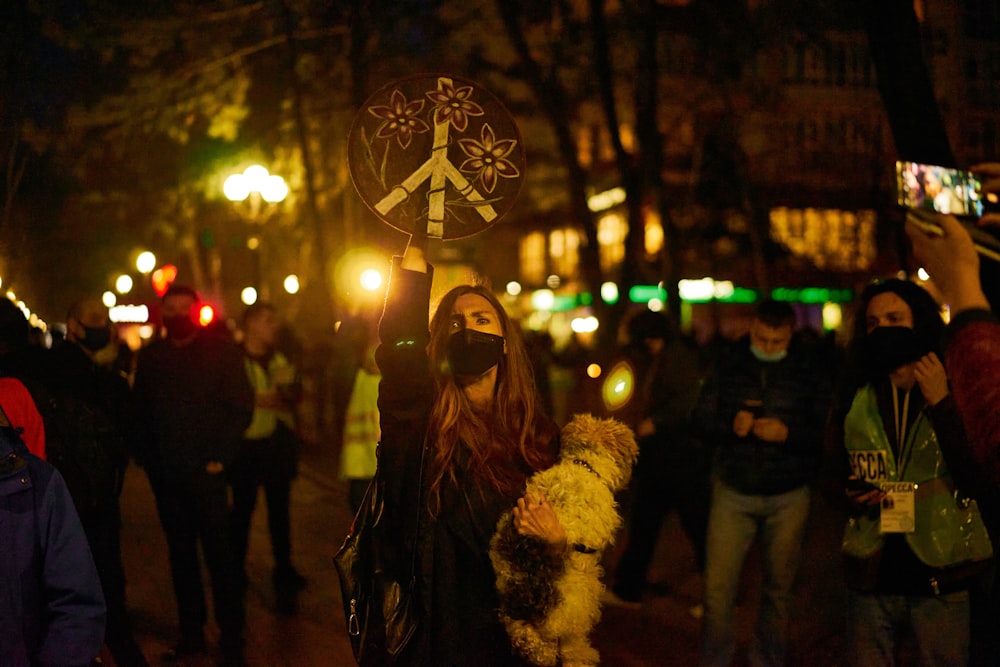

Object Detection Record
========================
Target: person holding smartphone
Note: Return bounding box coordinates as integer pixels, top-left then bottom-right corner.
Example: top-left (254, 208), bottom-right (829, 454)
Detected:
top-left (693, 299), bottom-right (832, 667)
top-left (906, 161), bottom-right (1000, 667)
top-left (906, 182), bottom-right (1000, 484)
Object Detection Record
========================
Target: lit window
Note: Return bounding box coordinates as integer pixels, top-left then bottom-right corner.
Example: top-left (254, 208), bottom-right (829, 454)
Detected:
top-left (644, 211), bottom-right (664, 256)
top-left (598, 213), bottom-right (627, 272)
top-left (769, 207), bottom-right (877, 272)
top-left (550, 228), bottom-right (580, 277)
top-left (520, 232), bottom-right (546, 285)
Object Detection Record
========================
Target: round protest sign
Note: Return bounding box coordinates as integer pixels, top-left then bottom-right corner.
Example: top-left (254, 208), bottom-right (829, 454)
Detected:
top-left (348, 74), bottom-right (525, 239)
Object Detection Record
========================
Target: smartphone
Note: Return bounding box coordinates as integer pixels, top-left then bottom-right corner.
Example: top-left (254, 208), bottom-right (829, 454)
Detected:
top-left (898, 161), bottom-right (1000, 262)
top-left (845, 477), bottom-right (881, 494)
top-left (896, 161), bottom-right (984, 217)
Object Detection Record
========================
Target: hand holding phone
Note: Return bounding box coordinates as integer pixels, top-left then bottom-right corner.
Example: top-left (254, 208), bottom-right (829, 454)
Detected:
top-left (845, 477), bottom-right (884, 509)
top-left (896, 161), bottom-right (983, 216)
top-left (906, 212), bottom-right (992, 313)
top-left (906, 208), bottom-right (1000, 263)
top-left (845, 477), bottom-right (880, 494)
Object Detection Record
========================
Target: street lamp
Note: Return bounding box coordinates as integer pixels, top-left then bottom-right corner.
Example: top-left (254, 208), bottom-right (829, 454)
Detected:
top-left (359, 269), bottom-right (383, 292)
top-left (241, 287), bottom-right (258, 306)
top-left (224, 165), bottom-right (287, 303)
top-left (115, 274), bottom-right (134, 294)
top-left (136, 251), bottom-right (156, 275)
top-left (224, 165), bottom-right (288, 207)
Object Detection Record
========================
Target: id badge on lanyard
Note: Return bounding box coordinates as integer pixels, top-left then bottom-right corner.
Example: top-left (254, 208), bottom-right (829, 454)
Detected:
top-left (880, 387), bottom-right (917, 534)
top-left (879, 481), bottom-right (916, 533)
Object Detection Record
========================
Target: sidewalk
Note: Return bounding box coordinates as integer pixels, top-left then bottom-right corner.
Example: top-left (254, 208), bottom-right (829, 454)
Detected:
top-left (119, 441), bottom-right (357, 666)
top-left (118, 439), bottom-right (851, 666)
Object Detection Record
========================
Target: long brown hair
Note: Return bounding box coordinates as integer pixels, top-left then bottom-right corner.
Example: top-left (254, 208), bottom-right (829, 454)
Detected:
top-left (425, 283), bottom-right (557, 514)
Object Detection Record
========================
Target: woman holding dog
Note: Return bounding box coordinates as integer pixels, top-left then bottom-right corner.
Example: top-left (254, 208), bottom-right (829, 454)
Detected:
top-left (374, 232), bottom-right (566, 666)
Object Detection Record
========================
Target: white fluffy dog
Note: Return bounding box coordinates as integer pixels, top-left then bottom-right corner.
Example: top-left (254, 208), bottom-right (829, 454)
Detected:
top-left (489, 413), bottom-right (638, 666)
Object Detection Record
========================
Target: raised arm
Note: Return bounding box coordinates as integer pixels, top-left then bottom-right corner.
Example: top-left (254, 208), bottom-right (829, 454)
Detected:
top-left (400, 232), bottom-right (429, 274)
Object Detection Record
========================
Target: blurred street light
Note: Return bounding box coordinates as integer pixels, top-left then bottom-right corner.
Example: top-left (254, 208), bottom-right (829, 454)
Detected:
top-left (360, 268), bottom-right (383, 292)
top-left (241, 287), bottom-right (258, 306)
top-left (283, 274), bottom-right (300, 294)
top-left (116, 274), bottom-right (134, 294)
top-left (198, 304), bottom-right (216, 327)
top-left (151, 264), bottom-right (178, 297)
top-left (102, 291), bottom-right (117, 308)
top-left (224, 165), bottom-right (288, 205)
top-left (136, 251), bottom-right (157, 274)
top-left (224, 165), bottom-right (287, 304)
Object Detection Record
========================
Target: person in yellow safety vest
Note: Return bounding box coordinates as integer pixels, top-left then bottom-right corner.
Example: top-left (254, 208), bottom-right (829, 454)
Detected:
top-left (230, 302), bottom-right (307, 605)
top-left (829, 278), bottom-right (992, 667)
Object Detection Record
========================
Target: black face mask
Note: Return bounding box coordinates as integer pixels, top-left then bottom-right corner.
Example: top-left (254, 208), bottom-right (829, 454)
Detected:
top-left (447, 329), bottom-right (504, 377)
top-left (863, 326), bottom-right (926, 376)
top-left (79, 324), bottom-right (112, 351)
top-left (163, 314), bottom-right (198, 340)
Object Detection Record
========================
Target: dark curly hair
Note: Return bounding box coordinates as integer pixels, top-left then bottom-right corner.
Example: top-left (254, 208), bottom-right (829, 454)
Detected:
top-left (845, 278), bottom-right (944, 388)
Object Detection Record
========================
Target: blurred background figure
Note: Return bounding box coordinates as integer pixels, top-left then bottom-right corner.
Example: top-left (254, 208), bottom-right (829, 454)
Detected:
top-left (132, 285), bottom-right (253, 665)
top-left (604, 309), bottom-right (708, 610)
top-left (694, 299), bottom-right (831, 667)
top-left (231, 301), bottom-right (307, 610)
top-left (0, 298), bottom-right (51, 458)
top-left (45, 296), bottom-right (148, 666)
top-left (339, 338), bottom-right (381, 515)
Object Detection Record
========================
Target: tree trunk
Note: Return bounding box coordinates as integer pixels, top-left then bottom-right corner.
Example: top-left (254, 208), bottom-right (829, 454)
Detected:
top-left (495, 0), bottom-right (613, 351)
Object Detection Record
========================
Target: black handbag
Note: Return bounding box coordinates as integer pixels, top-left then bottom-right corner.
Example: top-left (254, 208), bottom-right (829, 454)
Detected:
top-left (334, 446), bottom-right (424, 665)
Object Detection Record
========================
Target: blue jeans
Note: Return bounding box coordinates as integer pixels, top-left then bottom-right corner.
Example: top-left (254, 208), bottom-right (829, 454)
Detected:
top-left (701, 480), bottom-right (811, 667)
top-left (845, 588), bottom-right (969, 667)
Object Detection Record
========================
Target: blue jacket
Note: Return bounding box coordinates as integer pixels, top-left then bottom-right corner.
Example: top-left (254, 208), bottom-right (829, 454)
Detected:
top-left (0, 424), bottom-right (106, 666)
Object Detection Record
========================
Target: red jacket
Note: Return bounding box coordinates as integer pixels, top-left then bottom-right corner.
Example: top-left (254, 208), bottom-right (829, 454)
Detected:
top-left (0, 377), bottom-right (46, 459)
top-left (943, 309), bottom-right (1000, 484)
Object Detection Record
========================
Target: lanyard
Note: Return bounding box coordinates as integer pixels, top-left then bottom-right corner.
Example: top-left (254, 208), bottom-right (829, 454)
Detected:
top-left (891, 386), bottom-right (918, 477)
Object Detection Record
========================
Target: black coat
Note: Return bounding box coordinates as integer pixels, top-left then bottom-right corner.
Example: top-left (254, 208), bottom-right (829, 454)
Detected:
top-left (133, 332), bottom-right (253, 480)
top-left (376, 261), bottom-right (538, 667)
top-left (694, 335), bottom-right (832, 495)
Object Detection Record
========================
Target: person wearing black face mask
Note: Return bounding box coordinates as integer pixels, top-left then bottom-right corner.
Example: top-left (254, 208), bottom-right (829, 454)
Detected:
top-left (45, 296), bottom-right (149, 666)
top-left (372, 233), bottom-right (564, 666)
top-left (826, 278), bottom-right (993, 667)
top-left (446, 328), bottom-right (506, 377)
top-left (132, 285), bottom-right (254, 665)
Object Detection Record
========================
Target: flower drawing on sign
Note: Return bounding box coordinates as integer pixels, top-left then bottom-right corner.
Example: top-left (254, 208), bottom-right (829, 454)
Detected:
top-left (425, 80), bottom-right (484, 133)
top-left (368, 89), bottom-right (429, 150)
top-left (458, 123), bottom-right (520, 193)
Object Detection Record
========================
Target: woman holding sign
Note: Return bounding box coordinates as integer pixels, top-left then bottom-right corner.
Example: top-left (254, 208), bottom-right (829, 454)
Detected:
top-left (826, 278), bottom-right (992, 666)
top-left (372, 232), bottom-right (565, 666)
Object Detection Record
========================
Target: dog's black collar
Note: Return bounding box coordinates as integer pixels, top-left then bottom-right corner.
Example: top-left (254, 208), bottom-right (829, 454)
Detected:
top-left (572, 457), bottom-right (601, 481)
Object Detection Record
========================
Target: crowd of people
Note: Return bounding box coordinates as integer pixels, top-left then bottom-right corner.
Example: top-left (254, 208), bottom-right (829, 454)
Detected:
top-left (1, 162), bottom-right (999, 667)
top-left (0, 286), bottom-right (314, 666)
top-left (359, 162), bottom-right (1000, 667)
